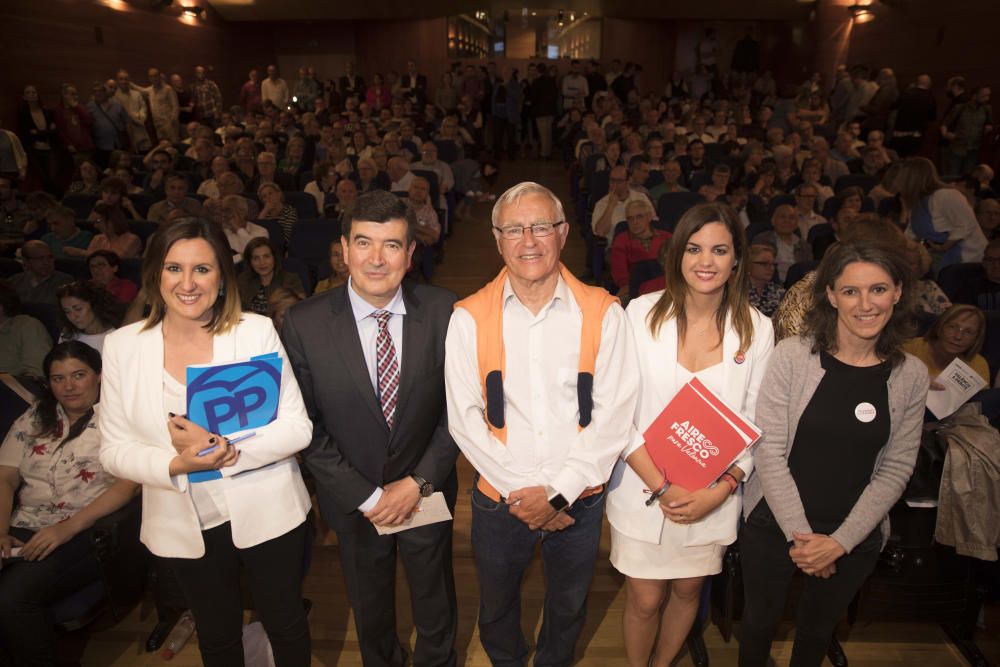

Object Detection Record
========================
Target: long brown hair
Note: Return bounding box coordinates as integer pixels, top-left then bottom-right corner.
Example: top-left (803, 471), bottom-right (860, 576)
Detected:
top-left (141, 217), bottom-right (242, 334)
top-left (804, 240), bottom-right (914, 367)
top-left (646, 202), bottom-right (755, 355)
top-left (893, 156), bottom-right (948, 213)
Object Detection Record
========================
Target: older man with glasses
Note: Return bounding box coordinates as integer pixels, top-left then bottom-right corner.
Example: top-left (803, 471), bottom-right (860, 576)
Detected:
top-left (446, 181), bottom-right (639, 667)
top-left (8, 240), bottom-right (73, 306)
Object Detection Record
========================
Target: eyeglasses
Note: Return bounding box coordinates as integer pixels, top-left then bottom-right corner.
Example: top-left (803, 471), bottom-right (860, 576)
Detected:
top-left (493, 221), bottom-right (565, 240)
top-left (944, 323), bottom-right (978, 338)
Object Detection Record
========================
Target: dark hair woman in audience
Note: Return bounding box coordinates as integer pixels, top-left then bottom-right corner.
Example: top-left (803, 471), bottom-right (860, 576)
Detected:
top-left (237, 236), bottom-right (305, 315)
top-left (0, 342), bottom-right (138, 666)
top-left (89, 176), bottom-right (139, 221)
top-left (739, 240), bottom-right (927, 667)
top-left (88, 249), bottom-right (139, 305)
top-left (56, 281), bottom-right (123, 353)
top-left (903, 304), bottom-right (990, 386)
top-left (66, 159), bottom-right (102, 196)
top-left (98, 218), bottom-right (313, 666)
top-left (606, 203), bottom-right (774, 667)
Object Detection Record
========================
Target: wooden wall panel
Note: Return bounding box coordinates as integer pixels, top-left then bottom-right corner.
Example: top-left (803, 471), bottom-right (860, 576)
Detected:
top-left (0, 0), bottom-right (229, 127)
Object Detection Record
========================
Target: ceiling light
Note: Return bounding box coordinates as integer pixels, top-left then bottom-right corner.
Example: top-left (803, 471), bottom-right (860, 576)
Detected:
top-left (181, 5), bottom-right (204, 17)
top-left (848, 3), bottom-right (875, 23)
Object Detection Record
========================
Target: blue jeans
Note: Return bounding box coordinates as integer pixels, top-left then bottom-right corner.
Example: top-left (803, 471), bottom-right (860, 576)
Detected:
top-left (470, 483), bottom-right (605, 667)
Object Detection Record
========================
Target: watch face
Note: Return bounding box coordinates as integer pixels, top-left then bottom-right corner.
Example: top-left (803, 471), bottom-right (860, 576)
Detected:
top-left (420, 483), bottom-right (433, 498)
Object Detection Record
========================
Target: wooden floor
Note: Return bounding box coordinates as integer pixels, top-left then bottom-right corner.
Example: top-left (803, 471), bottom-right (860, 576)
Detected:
top-left (77, 159), bottom-right (1000, 666)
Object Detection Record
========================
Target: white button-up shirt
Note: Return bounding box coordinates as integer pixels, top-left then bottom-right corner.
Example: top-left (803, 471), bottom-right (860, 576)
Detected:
top-left (445, 275), bottom-right (639, 502)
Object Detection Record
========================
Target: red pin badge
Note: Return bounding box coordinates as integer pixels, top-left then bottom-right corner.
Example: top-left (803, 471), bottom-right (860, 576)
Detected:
top-left (734, 353), bottom-right (746, 365)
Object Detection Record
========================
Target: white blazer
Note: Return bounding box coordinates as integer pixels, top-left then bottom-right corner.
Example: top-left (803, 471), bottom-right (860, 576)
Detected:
top-left (98, 313), bottom-right (313, 558)
top-left (606, 292), bottom-right (774, 547)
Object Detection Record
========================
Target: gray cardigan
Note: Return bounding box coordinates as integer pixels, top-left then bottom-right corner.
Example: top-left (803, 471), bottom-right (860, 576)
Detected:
top-left (743, 335), bottom-right (928, 553)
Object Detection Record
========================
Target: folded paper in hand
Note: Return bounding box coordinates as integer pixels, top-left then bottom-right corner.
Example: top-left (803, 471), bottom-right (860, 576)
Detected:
top-left (374, 492), bottom-right (453, 536)
top-left (185, 352), bottom-right (283, 483)
top-left (642, 377), bottom-right (761, 490)
top-left (926, 357), bottom-right (987, 420)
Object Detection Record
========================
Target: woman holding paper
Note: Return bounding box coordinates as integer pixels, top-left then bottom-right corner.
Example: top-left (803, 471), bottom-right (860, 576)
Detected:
top-left (98, 218), bottom-right (313, 666)
top-left (739, 240), bottom-right (928, 667)
top-left (902, 304), bottom-right (990, 385)
top-left (606, 202), bottom-right (774, 667)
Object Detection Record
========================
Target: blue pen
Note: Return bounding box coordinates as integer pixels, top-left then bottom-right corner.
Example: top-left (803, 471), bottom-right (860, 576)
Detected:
top-left (197, 431), bottom-right (257, 457)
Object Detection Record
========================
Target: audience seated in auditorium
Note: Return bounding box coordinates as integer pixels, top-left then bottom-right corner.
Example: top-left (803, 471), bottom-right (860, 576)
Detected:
top-left (901, 240), bottom-right (952, 318)
top-left (313, 240), bottom-right (349, 294)
top-left (195, 155), bottom-right (232, 200)
top-left (903, 304), bottom-right (991, 385)
top-left (89, 177), bottom-right (139, 221)
top-left (55, 280), bottom-right (122, 353)
top-left (747, 243), bottom-right (785, 317)
top-left (41, 206), bottom-right (92, 259)
top-left (86, 250), bottom-right (138, 305)
top-left (266, 286), bottom-right (302, 334)
top-left (752, 204), bottom-right (812, 282)
top-left (146, 173), bottom-right (203, 224)
top-left (220, 194), bottom-right (268, 263)
top-left (237, 237), bottom-right (304, 315)
top-left (592, 165), bottom-right (654, 242)
top-left (0, 283), bottom-right (52, 379)
top-left (256, 182), bottom-right (298, 242)
top-left (976, 198), bottom-right (1000, 241)
top-left (609, 198), bottom-right (670, 301)
top-left (7, 240), bottom-right (73, 306)
top-left (303, 161), bottom-right (338, 217)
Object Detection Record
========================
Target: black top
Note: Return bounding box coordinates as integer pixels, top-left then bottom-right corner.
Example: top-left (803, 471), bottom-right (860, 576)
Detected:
top-left (788, 351), bottom-right (891, 532)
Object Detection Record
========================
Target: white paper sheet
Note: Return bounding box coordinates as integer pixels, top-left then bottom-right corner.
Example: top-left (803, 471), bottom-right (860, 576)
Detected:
top-left (926, 357), bottom-right (987, 420)
top-left (374, 492), bottom-right (453, 535)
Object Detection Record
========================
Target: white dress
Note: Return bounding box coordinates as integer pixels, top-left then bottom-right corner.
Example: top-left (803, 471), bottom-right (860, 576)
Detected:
top-left (610, 362), bottom-right (730, 580)
top-left (605, 292), bottom-right (774, 580)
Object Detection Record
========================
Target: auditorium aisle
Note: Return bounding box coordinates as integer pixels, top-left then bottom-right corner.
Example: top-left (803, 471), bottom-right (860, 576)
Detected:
top-left (78, 160), bottom-right (999, 666)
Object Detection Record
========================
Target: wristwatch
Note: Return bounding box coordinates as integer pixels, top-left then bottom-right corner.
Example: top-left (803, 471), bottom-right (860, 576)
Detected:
top-left (546, 485), bottom-right (569, 512)
top-left (410, 474), bottom-right (434, 498)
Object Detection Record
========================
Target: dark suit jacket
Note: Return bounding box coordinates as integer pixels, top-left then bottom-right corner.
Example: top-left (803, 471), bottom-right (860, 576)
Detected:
top-left (282, 280), bottom-right (459, 517)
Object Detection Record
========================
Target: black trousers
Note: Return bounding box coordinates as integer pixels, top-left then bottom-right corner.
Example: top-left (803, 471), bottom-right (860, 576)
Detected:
top-left (166, 521), bottom-right (310, 667)
top-left (319, 486), bottom-right (458, 667)
top-left (738, 502), bottom-right (881, 667)
top-left (0, 526), bottom-right (99, 667)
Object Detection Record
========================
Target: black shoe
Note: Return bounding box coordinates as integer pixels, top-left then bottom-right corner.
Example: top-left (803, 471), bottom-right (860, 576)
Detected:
top-left (145, 614), bottom-right (180, 653)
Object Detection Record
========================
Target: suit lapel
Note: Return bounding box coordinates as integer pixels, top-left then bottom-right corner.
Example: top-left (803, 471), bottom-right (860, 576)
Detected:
top-left (137, 322), bottom-right (174, 452)
top-left (329, 287), bottom-right (388, 430)
top-left (394, 284), bottom-right (424, 437)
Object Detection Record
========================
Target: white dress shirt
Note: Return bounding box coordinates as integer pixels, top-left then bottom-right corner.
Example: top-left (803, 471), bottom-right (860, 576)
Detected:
top-left (347, 278), bottom-right (406, 512)
top-left (445, 275), bottom-right (639, 503)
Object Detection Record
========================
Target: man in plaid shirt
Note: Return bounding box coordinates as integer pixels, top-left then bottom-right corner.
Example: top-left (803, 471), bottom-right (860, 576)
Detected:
top-left (191, 65), bottom-right (223, 127)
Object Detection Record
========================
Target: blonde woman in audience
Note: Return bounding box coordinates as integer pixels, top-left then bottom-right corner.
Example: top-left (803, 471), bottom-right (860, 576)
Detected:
top-left (903, 304), bottom-right (990, 385)
top-left (901, 240), bottom-right (951, 318)
top-left (220, 194), bottom-right (268, 262)
top-left (257, 182), bottom-right (298, 242)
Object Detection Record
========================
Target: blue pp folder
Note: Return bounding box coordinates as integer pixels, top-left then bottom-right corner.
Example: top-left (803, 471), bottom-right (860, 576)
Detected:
top-left (185, 352), bottom-right (282, 483)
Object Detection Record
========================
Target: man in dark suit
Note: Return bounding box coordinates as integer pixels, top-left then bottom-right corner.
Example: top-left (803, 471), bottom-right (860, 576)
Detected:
top-left (338, 62), bottom-right (366, 103)
top-left (282, 190), bottom-right (458, 667)
top-left (399, 60), bottom-right (428, 109)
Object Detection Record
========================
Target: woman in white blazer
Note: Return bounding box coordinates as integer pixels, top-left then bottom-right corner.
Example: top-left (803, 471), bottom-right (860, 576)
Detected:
top-left (98, 218), bottom-right (313, 667)
top-left (606, 203), bottom-right (774, 667)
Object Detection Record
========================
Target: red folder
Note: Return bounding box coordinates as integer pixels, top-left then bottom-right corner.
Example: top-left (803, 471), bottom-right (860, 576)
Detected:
top-left (642, 377), bottom-right (761, 490)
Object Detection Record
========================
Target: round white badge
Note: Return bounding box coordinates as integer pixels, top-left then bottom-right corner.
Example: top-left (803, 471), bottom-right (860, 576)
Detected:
top-left (855, 402), bottom-right (877, 423)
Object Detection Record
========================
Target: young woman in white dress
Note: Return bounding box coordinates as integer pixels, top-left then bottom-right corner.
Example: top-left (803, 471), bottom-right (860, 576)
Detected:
top-left (606, 202), bottom-right (774, 667)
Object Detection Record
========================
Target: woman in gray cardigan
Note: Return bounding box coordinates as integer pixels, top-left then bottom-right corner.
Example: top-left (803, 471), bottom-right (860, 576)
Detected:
top-left (739, 240), bottom-right (928, 667)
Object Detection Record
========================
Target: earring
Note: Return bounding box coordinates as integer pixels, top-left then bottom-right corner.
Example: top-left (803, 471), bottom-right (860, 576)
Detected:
top-left (219, 285), bottom-right (225, 297)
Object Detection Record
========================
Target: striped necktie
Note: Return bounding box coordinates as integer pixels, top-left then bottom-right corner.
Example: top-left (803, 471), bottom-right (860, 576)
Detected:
top-left (371, 310), bottom-right (399, 428)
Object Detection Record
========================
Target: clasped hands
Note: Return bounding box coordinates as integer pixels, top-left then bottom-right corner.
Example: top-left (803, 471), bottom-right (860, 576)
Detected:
top-left (507, 486), bottom-right (576, 532)
top-left (659, 484), bottom-right (729, 524)
top-left (789, 532), bottom-right (846, 579)
top-left (167, 413), bottom-right (238, 475)
top-left (2, 523), bottom-right (76, 562)
top-left (364, 477), bottom-right (422, 528)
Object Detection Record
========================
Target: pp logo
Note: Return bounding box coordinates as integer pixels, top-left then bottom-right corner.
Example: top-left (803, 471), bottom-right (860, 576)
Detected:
top-left (187, 359), bottom-right (282, 435)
